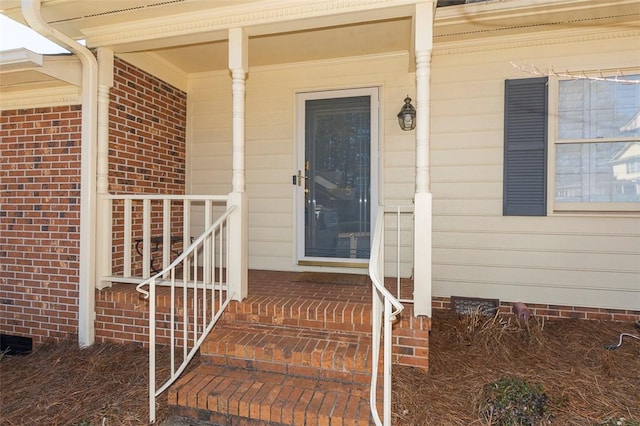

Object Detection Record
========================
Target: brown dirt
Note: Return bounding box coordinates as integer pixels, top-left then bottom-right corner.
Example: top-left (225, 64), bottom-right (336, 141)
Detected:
top-left (1, 311), bottom-right (638, 426)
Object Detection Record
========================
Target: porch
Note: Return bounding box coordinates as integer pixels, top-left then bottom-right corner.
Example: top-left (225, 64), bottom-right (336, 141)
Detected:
top-left (95, 270), bottom-right (430, 425)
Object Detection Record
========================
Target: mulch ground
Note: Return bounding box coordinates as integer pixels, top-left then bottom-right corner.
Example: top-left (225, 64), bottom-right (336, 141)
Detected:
top-left (395, 311), bottom-right (639, 425)
top-left (1, 311), bottom-right (638, 426)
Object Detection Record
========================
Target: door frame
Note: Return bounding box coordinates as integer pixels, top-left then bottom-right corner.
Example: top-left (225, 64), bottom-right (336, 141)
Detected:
top-left (294, 86), bottom-right (380, 267)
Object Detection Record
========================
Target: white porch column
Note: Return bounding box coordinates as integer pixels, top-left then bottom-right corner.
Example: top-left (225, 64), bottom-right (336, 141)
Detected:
top-left (413, 2), bottom-right (435, 317)
top-left (96, 48), bottom-right (114, 290)
top-left (227, 28), bottom-right (248, 301)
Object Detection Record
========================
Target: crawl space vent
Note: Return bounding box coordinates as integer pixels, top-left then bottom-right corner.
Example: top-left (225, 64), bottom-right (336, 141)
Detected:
top-left (1, 334), bottom-right (33, 355)
top-left (451, 296), bottom-right (499, 316)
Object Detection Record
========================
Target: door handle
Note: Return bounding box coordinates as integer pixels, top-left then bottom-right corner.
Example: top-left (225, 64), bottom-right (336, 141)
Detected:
top-left (296, 170), bottom-right (307, 187)
top-left (296, 170), bottom-right (309, 193)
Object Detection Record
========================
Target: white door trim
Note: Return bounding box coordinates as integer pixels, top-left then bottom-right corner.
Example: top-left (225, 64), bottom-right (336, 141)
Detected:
top-left (294, 86), bottom-right (380, 266)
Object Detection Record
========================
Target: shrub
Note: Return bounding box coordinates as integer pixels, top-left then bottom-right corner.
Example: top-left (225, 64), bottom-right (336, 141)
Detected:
top-left (478, 376), bottom-right (550, 425)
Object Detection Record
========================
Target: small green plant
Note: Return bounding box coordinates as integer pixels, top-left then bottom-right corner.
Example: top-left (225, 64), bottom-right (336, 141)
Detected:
top-left (478, 376), bottom-right (550, 425)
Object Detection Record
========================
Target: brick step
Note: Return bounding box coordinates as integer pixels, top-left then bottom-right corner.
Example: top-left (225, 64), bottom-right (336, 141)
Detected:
top-left (200, 321), bottom-right (374, 383)
top-left (164, 280), bottom-right (429, 425)
top-left (169, 363), bottom-right (376, 426)
top-left (222, 296), bottom-right (373, 334)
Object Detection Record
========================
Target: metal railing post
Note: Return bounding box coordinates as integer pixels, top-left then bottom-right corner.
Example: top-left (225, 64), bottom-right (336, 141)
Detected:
top-left (135, 204), bottom-right (237, 423)
top-left (148, 278), bottom-right (156, 422)
top-left (369, 207), bottom-right (405, 426)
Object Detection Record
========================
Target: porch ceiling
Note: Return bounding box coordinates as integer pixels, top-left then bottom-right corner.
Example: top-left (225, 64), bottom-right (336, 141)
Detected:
top-left (147, 18), bottom-right (412, 74)
top-left (1, 0), bottom-right (639, 77)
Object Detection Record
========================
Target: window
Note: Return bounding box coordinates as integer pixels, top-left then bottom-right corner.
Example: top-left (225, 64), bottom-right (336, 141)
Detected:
top-left (553, 73), bottom-right (640, 211)
top-left (504, 72), bottom-right (640, 216)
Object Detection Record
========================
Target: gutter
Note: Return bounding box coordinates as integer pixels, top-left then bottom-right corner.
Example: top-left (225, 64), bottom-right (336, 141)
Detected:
top-left (21, 0), bottom-right (98, 347)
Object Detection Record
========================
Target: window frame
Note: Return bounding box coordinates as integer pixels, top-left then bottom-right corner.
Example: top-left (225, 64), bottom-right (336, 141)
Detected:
top-left (547, 72), bottom-right (640, 214)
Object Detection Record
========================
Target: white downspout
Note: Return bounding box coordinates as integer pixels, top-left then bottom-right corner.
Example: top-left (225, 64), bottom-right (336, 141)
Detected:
top-left (22, 0), bottom-right (99, 346)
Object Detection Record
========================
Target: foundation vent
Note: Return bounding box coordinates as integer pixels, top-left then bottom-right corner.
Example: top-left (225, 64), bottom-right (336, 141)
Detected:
top-left (451, 296), bottom-right (499, 316)
top-left (1, 334), bottom-right (33, 356)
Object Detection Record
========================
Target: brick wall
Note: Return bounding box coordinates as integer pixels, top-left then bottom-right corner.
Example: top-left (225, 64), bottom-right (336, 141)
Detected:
top-left (95, 284), bottom-right (200, 346)
top-left (96, 58), bottom-right (187, 341)
top-left (0, 105), bottom-right (82, 343)
top-left (0, 57), bottom-right (187, 345)
top-left (432, 296), bottom-right (640, 322)
top-left (109, 58), bottom-right (186, 194)
top-left (108, 58), bottom-right (187, 276)
top-left (392, 305), bottom-right (431, 369)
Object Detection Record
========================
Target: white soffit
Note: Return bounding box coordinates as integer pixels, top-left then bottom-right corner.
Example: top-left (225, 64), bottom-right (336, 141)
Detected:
top-left (434, 0), bottom-right (640, 42)
top-left (0, 47), bottom-right (43, 69)
top-left (1, 0), bottom-right (638, 76)
top-left (0, 48), bottom-right (81, 90)
top-left (149, 18), bottom-right (412, 74)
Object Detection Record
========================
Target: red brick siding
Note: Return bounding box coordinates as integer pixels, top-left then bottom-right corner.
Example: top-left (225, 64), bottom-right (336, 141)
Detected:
top-left (432, 296), bottom-right (640, 322)
top-left (0, 57), bottom-right (187, 345)
top-left (109, 58), bottom-right (186, 194)
top-left (95, 285), bottom-right (201, 346)
top-left (97, 58), bottom-right (187, 340)
top-left (392, 305), bottom-right (431, 369)
top-left (108, 58), bottom-right (187, 276)
top-left (0, 106), bottom-right (82, 343)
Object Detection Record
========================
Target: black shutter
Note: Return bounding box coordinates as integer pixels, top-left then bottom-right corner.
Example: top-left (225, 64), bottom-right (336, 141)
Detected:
top-left (503, 77), bottom-right (548, 216)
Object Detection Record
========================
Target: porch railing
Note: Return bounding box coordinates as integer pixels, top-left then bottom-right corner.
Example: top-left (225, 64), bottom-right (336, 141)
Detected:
top-left (99, 194), bottom-right (229, 286)
top-left (384, 205), bottom-right (415, 304)
top-left (136, 205), bottom-right (237, 423)
top-left (369, 206), bottom-right (409, 426)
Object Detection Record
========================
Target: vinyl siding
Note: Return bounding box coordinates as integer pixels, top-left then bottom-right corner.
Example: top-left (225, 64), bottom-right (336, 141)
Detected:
top-left (187, 54), bottom-right (416, 273)
top-left (430, 33), bottom-right (640, 311)
top-left (186, 32), bottom-right (639, 311)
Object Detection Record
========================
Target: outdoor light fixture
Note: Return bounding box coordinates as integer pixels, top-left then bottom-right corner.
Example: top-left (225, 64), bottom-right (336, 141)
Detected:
top-left (397, 95), bottom-right (416, 131)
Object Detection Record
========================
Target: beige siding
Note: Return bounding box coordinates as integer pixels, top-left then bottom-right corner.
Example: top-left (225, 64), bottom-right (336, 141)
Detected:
top-left (430, 33), bottom-right (640, 311)
top-left (186, 30), bottom-right (639, 311)
top-left (187, 54), bottom-right (416, 273)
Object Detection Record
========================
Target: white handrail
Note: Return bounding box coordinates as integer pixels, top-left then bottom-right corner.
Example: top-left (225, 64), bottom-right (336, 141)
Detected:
top-left (369, 207), bottom-right (405, 426)
top-left (136, 205), bottom-right (237, 423)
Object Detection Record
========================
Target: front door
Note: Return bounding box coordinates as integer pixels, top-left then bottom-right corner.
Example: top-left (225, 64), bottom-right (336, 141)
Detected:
top-left (295, 88), bottom-right (379, 265)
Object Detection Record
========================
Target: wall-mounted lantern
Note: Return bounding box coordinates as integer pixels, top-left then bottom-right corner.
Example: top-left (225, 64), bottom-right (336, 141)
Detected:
top-left (397, 95), bottom-right (416, 131)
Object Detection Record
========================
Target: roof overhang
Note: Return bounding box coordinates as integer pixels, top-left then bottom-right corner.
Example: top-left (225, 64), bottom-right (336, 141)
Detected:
top-left (0, 48), bottom-right (81, 109)
top-left (0, 0), bottom-right (638, 90)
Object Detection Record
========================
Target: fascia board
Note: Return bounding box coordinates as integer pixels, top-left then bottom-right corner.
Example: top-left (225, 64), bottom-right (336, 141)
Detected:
top-left (0, 48), bottom-right (43, 70)
top-left (82, 0), bottom-right (418, 50)
top-left (0, 52), bottom-right (81, 87)
top-left (0, 85), bottom-right (80, 110)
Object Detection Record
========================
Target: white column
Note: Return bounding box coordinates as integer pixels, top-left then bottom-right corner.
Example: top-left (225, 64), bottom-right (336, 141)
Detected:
top-left (229, 28), bottom-right (248, 194)
top-left (413, 2), bottom-right (435, 317)
top-left (96, 48), bottom-right (114, 290)
top-left (227, 28), bottom-right (248, 300)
